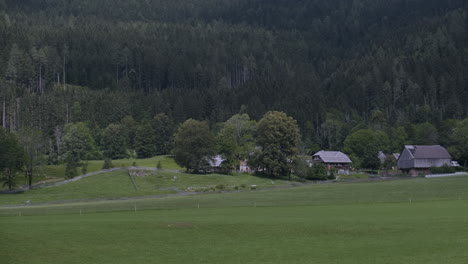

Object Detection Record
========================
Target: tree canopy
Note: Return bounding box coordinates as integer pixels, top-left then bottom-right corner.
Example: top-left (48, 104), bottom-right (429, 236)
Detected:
top-left (255, 111), bottom-right (301, 177)
top-left (173, 119), bottom-right (216, 172)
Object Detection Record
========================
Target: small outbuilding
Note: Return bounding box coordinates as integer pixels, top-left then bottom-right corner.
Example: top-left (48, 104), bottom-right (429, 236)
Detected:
top-left (312, 151), bottom-right (352, 174)
top-left (397, 145), bottom-right (452, 176)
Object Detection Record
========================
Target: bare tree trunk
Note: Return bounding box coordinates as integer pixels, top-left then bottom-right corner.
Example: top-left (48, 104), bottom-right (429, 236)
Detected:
top-left (2, 97), bottom-right (5, 128)
top-left (63, 56), bottom-right (66, 91)
top-left (66, 103), bottom-right (69, 123)
top-left (16, 98), bottom-right (20, 130)
top-left (116, 64), bottom-right (119, 85)
top-left (54, 126), bottom-right (62, 156)
top-left (7, 169), bottom-right (12, 190)
top-left (39, 64), bottom-right (42, 94)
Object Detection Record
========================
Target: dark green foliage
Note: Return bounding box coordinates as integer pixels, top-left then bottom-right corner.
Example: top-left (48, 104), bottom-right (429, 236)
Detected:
top-left (102, 158), bottom-right (113, 170)
top-left (173, 119), bottom-right (216, 172)
top-left (448, 119), bottom-right (468, 167)
top-left (18, 127), bottom-right (47, 189)
top-left (256, 111), bottom-right (300, 177)
top-left (293, 159), bottom-right (310, 179)
top-left (217, 114), bottom-right (256, 173)
top-left (152, 113), bottom-right (175, 155)
top-left (383, 155), bottom-right (396, 171)
top-left (65, 158), bottom-right (79, 179)
top-left (134, 122), bottom-right (157, 158)
top-left (0, 0), bottom-right (466, 166)
top-left (156, 160), bottom-right (162, 170)
top-left (0, 128), bottom-right (25, 189)
top-left (101, 124), bottom-right (128, 159)
top-left (344, 129), bottom-right (390, 169)
top-left (307, 164), bottom-right (328, 181)
top-left (62, 122), bottom-right (98, 178)
top-left (430, 165), bottom-right (456, 174)
top-left (361, 154), bottom-right (382, 170)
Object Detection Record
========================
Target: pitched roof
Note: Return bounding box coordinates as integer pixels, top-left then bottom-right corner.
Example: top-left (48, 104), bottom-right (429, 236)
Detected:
top-left (404, 145), bottom-right (451, 159)
top-left (313, 151), bottom-right (352, 163)
top-left (208, 155), bottom-right (224, 167)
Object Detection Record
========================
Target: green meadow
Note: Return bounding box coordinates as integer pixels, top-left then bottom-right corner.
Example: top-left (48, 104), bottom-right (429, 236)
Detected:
top-left (1, 201), bottom-right (468, 264)
top-left (0, 156), bottom-right (181, 190)
top-left (1, 175), bottom-right (468, 263)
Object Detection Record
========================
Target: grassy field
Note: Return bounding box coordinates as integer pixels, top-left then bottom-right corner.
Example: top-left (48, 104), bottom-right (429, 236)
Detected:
top-left (43, 155), bottom-right (181, 178)
top-left (0, 170), bottom-right (293, 206)
top-left (0, 156), bottom-right (182, 191)
top-left (2, 176), bottom-right (468, 263)
top-left (1, 201), bottom-right (467, 264)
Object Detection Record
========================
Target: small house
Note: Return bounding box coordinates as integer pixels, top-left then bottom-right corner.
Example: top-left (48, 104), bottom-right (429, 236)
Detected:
top-left (397, 145), bottom-right (452, 176)
top-left (312, 151), bottom-right (352, 174)
top-left (204, 155), bottom-right (226, 173)
top-left (378, 151), bottom-right (386, 164)
top-left (239, 160), bottom-right (252, 173)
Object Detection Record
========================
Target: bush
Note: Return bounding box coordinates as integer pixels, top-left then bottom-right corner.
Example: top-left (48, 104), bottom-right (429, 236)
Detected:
top-left (293, 159), bottom-right (310, 179)
top-left (307, 164), bottom-right (328, 180)
top-left (102, 158), bottom-right (114, 169)
top-left (215, 184), bottom-right (226, 190)
top-left (430, 165), bottom-right (456, 174)
top-left (362, 169), bottom-right (379, 175)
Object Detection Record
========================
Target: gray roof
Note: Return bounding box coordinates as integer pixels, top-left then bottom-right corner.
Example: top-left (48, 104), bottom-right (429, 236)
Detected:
top-left (208, 155), bottom-right (224, 167)
top-left (313, 151), bottom-right (352, 163)
top-left (404, 145), bottom-right (451, 159)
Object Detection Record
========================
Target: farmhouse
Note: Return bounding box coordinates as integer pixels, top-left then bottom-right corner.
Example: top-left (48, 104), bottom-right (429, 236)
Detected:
top-left (397, 145), bottom-right (452, 176)
top-left (312, 151), bottom-right (352, 174)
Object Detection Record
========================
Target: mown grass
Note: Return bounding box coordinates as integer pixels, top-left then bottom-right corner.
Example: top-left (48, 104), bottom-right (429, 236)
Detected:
top-left (2, 177), bottom-right (468, 263)
top-left (2, 175), bottom-right (468, 217)
top-left (1, 200), bottom-right (468, 264)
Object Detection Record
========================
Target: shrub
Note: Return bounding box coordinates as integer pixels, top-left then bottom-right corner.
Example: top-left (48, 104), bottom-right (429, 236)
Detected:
top-left (102, 158), bottom-right (114, 169)
top-left (362, 169), bottom-right (379, 175)
top-left (430, 165), bottom-right (456, 174)
top-left (307, 164), bottom-right (328, 180)
top-left (215, 184), bottom-right (226, 190)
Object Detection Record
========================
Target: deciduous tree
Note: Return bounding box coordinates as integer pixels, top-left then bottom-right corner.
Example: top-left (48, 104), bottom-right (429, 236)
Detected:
top-left (173, 119), bottom-right (215, 172)
top-left (255, 111), bottom-right (300, 178)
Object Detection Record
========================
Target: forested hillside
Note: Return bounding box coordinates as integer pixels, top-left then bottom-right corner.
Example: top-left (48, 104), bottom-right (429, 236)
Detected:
top-left (0, 0), bottom-right (467, 154)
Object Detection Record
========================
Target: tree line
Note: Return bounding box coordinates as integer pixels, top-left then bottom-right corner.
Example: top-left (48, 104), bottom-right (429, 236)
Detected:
top-left (2, 110), bottom-right (468, 190)
top-left (1, 0), bottom-right (468, 188)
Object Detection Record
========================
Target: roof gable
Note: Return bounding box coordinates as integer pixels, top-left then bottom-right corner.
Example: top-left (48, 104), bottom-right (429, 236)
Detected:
top-left (313, 151), bottom-right (352, 163)
top-left (404, 145), bottom-right (451, 159)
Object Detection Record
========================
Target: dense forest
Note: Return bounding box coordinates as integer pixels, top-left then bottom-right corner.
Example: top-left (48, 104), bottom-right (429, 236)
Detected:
top-left (0, 0), bottom-right (467, 168)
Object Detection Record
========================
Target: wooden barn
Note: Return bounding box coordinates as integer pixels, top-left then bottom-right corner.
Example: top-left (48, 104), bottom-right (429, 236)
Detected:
top-left (397, 145), bottom-right (452, 176)
top-left (312, 151), bottom-right (352, 174)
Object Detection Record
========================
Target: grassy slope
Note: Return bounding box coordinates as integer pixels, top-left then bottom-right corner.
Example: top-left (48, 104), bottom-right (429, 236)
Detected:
top-left (0, 156), bottom-right (181, 191)
top-left (1, 176), bottom-right (468, 216)
top-left (43, 155), bottom-right (181, 178)
top-left (0, 170), bottom-right (292, 206)
top-left (1, 201), bottom-right (468, 264)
